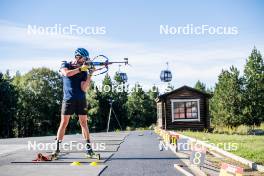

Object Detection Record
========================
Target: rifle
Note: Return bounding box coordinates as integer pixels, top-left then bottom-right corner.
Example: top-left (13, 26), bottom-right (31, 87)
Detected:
top-left (85, 55), bottom-right (128, 76)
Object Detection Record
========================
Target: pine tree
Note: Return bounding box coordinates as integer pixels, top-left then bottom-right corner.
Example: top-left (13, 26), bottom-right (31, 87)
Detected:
top-left (243, 47), bottom-right (264, 125)
top-left (86, 81), bottom-right (99, 132)
top-left (146, 85), bottom-right (159, 126)
top-left (96, 74), bottom-right (113, 131)
top-left (112, 72), bottom-right (128, 130)
top-left (127, 83), bottom-right (156, 127)
top-left (194, 80), bottom-right (206, 92)
top-left (0, 71), bottom-right (17, 137)
top-left (210, 66), bottom-right (243, 127)
top-left (127, 83), bottom-right (145, 127)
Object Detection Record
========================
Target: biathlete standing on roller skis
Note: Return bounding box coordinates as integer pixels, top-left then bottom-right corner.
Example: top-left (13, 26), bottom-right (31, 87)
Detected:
top-left (53, 48), bottom-right (99, 159)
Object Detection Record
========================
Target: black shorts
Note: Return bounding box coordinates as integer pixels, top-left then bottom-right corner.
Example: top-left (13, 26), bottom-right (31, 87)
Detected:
top-left (61, 99), bottom-right (88, 115)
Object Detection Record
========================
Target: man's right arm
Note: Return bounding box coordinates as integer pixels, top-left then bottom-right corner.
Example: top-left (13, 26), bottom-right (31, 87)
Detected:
top-left (60, 67), bottom-right (80, 77)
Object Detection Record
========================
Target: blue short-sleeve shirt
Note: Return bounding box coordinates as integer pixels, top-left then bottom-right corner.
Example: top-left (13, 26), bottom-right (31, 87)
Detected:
top-left (60, 61), bottom-right (88, 100)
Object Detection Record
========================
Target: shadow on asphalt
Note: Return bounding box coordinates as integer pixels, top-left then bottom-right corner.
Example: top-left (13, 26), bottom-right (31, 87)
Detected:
top-left (109, 157), bottom-right (189, 160)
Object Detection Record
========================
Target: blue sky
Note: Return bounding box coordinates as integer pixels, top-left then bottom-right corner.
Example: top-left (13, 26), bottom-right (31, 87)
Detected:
top-left (0, 0), bottom-right (263, 91)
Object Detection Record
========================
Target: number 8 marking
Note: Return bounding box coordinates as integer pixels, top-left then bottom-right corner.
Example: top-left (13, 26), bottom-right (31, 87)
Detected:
top-left (193, 152), bottom-right (201, 165)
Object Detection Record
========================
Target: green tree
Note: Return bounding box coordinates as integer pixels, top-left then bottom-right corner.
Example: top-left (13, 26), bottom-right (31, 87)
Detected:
top-left (111, 72), bottom-right (128, 130)
top-left (127, 83), bottom-right (155, 127)
top-left (0, 71), bottom-right (17, 138)
top-left (86, 81), bottom-right (99, 132)
top-left (95, 74), bottom-right (113, 131)
top-left (210, 66), bottom-right (243, 127)
top-left (243, 47), bottom-right (264, 125)
top-left (146, 85), bottom-right (159, 126)
top-left (194, 80), bottom-right (206, 92)
top-left (12, 67), bottom-right (62, 137)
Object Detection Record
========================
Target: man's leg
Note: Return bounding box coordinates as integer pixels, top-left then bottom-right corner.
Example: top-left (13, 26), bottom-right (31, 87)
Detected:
top-left (55, 115), bottom-right (70, 152)
top-left (79, 115), bottom-right (90, 140)
top-left (78, 115), bottom-right (93, 155)
top-left (57, 115), bottom-right (70, 140)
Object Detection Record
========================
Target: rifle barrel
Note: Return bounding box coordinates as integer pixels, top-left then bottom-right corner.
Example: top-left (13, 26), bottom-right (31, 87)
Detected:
top-left (86, 61), bottom-right (128, 66)
top-left (108, 61), bottom-right (128, 64)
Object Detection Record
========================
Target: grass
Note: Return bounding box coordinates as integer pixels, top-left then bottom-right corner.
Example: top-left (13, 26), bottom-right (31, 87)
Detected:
top-left (181, 131), bottom-right (264, 165)
top-left (212, 123), bottom-right (264, 135)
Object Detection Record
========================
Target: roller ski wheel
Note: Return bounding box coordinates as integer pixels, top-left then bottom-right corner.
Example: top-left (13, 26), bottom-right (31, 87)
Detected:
top-left (33, 152), bottom-right (59, 162)
top-left (33, 153), bottom-right (51, 161)
top-left (51, 150), bottom-right (60, 160)
top-left (86, 152), bottom-right (100, 160)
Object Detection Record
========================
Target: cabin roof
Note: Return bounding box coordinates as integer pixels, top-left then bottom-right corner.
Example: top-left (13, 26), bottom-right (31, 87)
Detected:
top-left (156, 85), bottom-right (212, 102)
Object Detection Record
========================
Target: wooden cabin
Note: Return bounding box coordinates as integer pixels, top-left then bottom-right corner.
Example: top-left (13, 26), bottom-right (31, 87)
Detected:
top-left (156, 85), bottom-right (211, 130)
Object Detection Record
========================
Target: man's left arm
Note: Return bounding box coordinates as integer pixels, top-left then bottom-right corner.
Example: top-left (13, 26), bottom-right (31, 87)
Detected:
top-left (81, 72), bottom-right (93, 92)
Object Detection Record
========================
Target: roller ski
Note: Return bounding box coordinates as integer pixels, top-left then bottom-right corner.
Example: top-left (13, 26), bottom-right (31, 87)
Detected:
top-left (50, 150), bottom-right (60, 160)
top-left (85, 148), bottom-right (100, 160)
top-left (32, 150), bottom-right (59, 162)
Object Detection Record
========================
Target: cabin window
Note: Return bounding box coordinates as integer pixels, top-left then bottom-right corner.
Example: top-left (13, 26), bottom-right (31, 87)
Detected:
top-left (171, 99), bottom-right (200, 122)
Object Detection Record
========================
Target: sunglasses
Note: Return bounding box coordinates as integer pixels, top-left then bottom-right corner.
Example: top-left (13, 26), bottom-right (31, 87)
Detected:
top-left (75, 55), bottom-right (89, 61)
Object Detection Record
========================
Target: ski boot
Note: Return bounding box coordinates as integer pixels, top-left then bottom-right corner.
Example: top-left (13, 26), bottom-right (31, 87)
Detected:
top-left (85, 148), bottom-right (100, 160)
top-left (51, 139), bottom-right (62, 160)
top-left (51, 149), bottom-right (60, 160)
